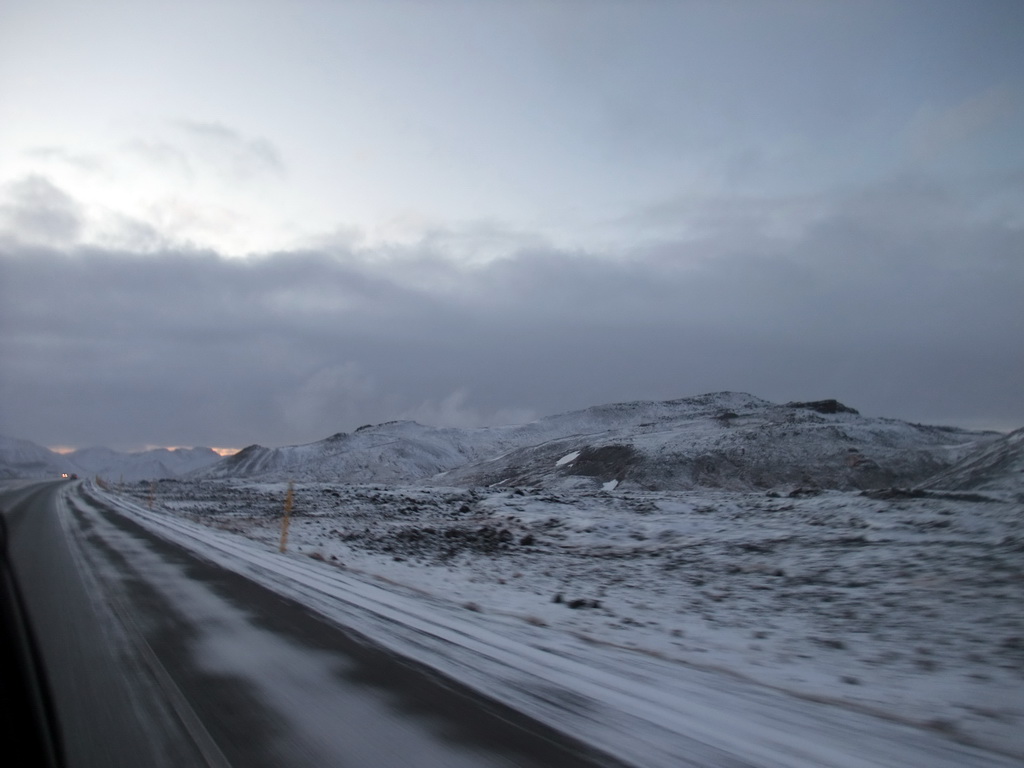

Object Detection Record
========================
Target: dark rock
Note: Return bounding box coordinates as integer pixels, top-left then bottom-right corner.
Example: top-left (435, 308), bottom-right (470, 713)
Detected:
top-left (567, 445), bottom-right (637, 479)
top-left (788, 487), bottom-right (822, 497)
top-left (785, 399), bottom-right (859, 415)
top-left (864, 487), bottom-right (997, 503)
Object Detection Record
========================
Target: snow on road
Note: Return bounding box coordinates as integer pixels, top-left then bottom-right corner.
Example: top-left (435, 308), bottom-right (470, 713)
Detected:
top-left (65, 488), bottom-right (527, 768)
top-left (89, 480), bottom-right (1023, 767)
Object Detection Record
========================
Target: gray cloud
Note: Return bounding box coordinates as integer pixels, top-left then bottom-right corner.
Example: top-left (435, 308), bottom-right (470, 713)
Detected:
top-left (906, 84), bottom-right (1018, 164)
top-left (0, 173), bottom-right (1021, 450)
top-left (23, 146), bottom-right (107, 175)
top-left (123, 139), bottom-right (194, 180)
top-left (173, 120), bottom-right (285, 181)
top-left (119, 123), bottom-right (285, 193)
top-left (0, 175), bottom-right (84, 247)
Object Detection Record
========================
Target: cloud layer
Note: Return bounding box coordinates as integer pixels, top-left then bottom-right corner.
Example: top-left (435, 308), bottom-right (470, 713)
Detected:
top-left (1, 172), bottom-right (1021, 450)
top-left (2, 2), bottom-right (1021, 450)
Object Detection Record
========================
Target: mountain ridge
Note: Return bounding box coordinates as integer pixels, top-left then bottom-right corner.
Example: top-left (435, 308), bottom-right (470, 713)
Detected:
top-left (0, 436), bottom-right (220, 482)
top-left (194, 392), bottom-right (1008, 492)
top-left (3, 392), bottom-right (1016, 492)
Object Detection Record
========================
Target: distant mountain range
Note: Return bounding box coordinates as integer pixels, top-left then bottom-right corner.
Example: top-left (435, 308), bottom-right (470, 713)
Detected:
top-left (3, 393), bottom-right (1020, 496)
top-left (0, 437), bottom-right (219, 482)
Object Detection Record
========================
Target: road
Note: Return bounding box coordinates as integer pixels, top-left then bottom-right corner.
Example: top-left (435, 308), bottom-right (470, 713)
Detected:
top-left (0, 481), bottom-right (625, 768)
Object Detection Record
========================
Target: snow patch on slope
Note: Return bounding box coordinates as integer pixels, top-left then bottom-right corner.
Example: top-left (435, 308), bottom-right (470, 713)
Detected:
top-left (556, 451), bottom-right (581, 467)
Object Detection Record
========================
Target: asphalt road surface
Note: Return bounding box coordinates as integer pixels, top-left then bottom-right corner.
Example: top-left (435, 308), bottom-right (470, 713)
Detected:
top-left (1, 481), bottom-right (626, 768)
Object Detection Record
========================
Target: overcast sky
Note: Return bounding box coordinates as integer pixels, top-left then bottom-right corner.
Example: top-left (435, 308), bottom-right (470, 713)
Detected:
top-left (1, 1), bottom-right (1022, 452)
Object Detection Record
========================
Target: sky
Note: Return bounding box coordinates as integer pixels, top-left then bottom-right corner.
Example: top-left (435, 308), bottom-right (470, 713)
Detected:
top-left (1, 0), bottom-right (1022, 452)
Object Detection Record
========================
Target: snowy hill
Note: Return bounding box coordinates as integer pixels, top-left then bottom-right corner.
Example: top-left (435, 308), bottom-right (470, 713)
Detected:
top-left (438, 393), bottom-right (998, 491)
top-left (0, 437), bottom-right (220, 481)
top-left (196, 393), bottom-right (1004, 491)
top-left (0, 435), bottom-right (75, 478)
top-left (197, 420), bottom-right (505, 483)
top-left (920, 426), bottom-right (1024, 500)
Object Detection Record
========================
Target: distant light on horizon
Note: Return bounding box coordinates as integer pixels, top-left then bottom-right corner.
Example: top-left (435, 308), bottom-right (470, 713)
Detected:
top-left (143, 445), bottom-right (241, 457)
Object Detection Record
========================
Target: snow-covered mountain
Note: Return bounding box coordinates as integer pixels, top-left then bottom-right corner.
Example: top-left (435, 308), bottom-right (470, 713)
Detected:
top-left (0, 435), bottom-right (75, 479)
top-left (6, 393), bottom-right (1014, 491)
top-left (920, 426), bottom-right (1024, 500)
top-left (68, 445), bottom-right (221, 482)
top-left (435, 393), bottom-right (1000, 491)
top-left (197, 419), bottom-right (509, 483)
top-left (195, 392), bottom-right (1007, 491)
top-left (0, 437), bottom-right (220, 481)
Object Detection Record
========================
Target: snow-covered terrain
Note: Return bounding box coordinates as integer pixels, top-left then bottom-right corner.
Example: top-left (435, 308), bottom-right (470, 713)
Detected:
top-left (103, 473), bottom-right (1023, 765)
top-left (8, 393), bottom-right (1022, 764)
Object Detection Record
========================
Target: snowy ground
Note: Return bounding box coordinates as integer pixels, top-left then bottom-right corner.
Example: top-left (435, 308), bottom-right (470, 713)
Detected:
top-left (106, 479), bottom-right (1023, 765)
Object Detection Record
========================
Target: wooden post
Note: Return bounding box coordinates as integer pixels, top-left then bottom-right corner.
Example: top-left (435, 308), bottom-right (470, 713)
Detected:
top-left (279, 480), bottom-right (294, 553)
